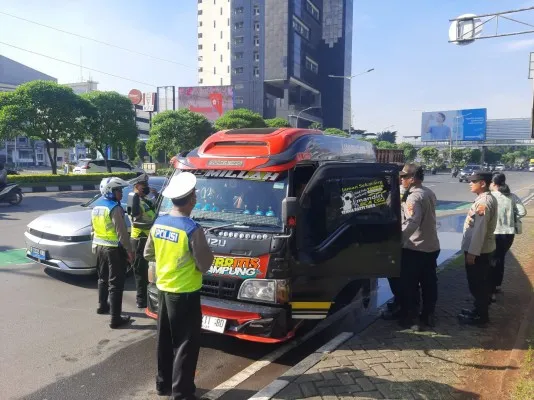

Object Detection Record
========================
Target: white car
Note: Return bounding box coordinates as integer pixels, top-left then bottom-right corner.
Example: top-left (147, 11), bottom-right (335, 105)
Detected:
top-left (494, 164), bottom-right (505, 172)
top-left (73, 159), bottom-right (144, 174)
top-left (529, 165), bottom-right (534, 172)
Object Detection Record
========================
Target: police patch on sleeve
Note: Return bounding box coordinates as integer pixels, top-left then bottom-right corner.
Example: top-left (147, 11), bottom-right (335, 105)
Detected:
top-left (476, 204), bottom-right (486, 216)
top-left (406, 201), bottom-right (414, 217)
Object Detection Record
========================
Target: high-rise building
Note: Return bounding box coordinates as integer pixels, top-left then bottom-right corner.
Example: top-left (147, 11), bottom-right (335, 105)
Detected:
top-left (196, 0), bottom-right (353, 130)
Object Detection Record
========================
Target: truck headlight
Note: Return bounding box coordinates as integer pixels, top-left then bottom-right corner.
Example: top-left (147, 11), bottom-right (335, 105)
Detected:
top-left (238, 279), bottom-right (289, 304)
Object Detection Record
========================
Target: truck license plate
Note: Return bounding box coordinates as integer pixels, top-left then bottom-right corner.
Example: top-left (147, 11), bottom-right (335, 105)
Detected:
top-left (30, 247), bottom-right (47, 261)
top-left (201, 316), bottom-right (226, 333)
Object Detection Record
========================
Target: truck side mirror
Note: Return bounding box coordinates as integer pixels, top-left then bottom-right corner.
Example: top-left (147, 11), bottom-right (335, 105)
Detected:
top-left (282, 197), bottom-right (298, 227)
top-left (126, 192), bottom-right (135, 215)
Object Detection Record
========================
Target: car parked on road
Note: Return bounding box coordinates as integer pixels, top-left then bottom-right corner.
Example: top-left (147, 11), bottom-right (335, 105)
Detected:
top-left (494, 164), bottom-right (506, 172)
top-left (458, 164), bottom-right (483, 182)
top-left (73, 158), bottom-right (144, 175)
top-left (24, 176), bottom-right (165, 275)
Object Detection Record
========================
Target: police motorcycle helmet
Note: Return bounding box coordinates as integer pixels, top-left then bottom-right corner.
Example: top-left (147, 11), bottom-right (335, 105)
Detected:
top-left (100, 177), bottom-right (130, 200)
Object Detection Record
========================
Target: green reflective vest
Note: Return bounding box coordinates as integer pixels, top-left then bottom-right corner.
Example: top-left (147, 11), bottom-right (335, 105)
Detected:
top-left (91, 199), bottom-right (120, 247)
top-left (151, 215), bottom-right (202, 293)
top-left (131, 197), bottom-right (156, 239)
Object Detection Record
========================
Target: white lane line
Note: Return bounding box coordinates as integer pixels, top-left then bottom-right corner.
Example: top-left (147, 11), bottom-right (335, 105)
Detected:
top-left (249, 332), bottom-right (354, 400)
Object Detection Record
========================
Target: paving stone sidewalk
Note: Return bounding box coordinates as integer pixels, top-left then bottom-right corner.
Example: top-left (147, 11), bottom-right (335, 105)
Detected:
top-left (271, 210), bottom-right (534, 400)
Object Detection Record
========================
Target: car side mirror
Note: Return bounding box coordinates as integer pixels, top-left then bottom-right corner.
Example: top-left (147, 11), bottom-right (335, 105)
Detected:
top-left (282, 197), bottom-right (298, 227)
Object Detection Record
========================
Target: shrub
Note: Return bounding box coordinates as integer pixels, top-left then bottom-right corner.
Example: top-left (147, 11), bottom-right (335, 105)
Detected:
top-left (9, 172), bottom-right (138, 184)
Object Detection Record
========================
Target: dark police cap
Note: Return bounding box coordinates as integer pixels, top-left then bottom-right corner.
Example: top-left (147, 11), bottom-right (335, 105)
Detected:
top-left (399, 164), bottom-right (424, 179)
top-left (467, 171), bottom-right (493, 183)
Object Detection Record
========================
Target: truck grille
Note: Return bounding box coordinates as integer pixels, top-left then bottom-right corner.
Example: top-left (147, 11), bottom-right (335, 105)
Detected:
top-left (201, 277), bottom-right (240, 300)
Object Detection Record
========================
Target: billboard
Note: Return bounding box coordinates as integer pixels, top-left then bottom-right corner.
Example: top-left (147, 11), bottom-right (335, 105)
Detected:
top-left (421, 108), bottom-right (487, 141)
top-left (178, 86), bottom-right (233, 123)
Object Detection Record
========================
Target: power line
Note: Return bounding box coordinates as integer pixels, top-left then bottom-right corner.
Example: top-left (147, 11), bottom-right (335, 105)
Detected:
top-left (0, 41), bottom-right (157, 87)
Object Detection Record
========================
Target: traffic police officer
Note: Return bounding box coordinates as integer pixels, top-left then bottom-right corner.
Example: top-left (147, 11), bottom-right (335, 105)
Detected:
top-left (458, 171), bottom-right (497, 326)
top-left (92, 177), bottom-right (134, 329)
top-left (398, 164), bottom-right (440, 329)
top-left (144, 172), bottom-right (214, 399)
top-left (129, 173), bottom-right (158, 308)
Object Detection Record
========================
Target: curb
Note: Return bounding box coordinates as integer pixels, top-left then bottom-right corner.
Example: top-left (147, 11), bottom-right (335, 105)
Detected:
top-left (21, 184), bottom-right (99, 193)
top-left (251, 249), bottom-right (463, 399)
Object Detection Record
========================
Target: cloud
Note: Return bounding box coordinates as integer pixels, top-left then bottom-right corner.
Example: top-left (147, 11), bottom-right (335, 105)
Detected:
top-left (504, 38), bottom-right (534, 51)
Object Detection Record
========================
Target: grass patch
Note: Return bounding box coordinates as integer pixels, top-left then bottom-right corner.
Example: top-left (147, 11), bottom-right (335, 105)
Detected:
top-left (512, 316), bottom-right (534, 400)
top-left (439, 252), bottom-right (464, 273)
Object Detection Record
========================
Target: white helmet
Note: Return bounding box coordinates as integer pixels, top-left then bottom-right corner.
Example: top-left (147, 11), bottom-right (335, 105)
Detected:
top-left (100, 177), bottom-right (129, 199)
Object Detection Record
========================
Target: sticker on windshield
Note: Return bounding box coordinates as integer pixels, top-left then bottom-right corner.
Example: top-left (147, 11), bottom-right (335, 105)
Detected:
top-left (341, 180), bottom-right (387, 215)
top-left (207, 255), bottom-right (269, 279)
top-left (273, 182), bottom-right (285, 190)
top-left (193, 170), bottom-right (280, 181)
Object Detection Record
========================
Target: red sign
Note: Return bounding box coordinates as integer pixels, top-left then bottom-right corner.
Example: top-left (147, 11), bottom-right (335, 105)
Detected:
top-left (128, 89), bottom-right (143, 105)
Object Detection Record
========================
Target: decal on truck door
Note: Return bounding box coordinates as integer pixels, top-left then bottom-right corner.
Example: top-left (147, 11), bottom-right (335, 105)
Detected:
top-left (340, 180), bottom-right (387, 215)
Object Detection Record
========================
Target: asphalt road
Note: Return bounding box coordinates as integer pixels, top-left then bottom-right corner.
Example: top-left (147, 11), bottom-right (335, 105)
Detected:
top-left (2, 172), bottom-right (534, 400)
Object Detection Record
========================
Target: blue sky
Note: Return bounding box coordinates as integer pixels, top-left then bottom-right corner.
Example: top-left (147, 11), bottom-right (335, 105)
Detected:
top-left (1, 0), bottom-right (534, 138)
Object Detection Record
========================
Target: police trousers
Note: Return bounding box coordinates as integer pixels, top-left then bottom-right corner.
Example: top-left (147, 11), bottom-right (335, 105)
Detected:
top-left (157, 290), bottom-right (202, 400)
top-left (400, 248), bottom-right (440, 319)
top-left (96, 245), bottom-right (127, 294)
top-left (465, 252), bottom-right (491, 319)
top-left (131, 237), bottom-right (148, 305)
top-left (492, 234), bottom-right (514, 289)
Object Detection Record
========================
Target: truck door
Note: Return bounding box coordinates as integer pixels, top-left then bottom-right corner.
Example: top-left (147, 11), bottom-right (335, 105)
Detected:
top-left (295, 162), bottom-right (401, 278)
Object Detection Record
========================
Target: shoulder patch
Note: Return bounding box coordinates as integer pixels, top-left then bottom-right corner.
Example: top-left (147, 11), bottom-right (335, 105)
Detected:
top-left (406, 201), bottom-right (415, 217)
top-left (476, 203), bottom-right (486, 216)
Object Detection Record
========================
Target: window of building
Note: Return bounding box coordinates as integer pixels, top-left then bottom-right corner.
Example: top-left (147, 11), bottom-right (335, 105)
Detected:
top-left (220, 54), bottom-right (223, 62)
top-left (234, 67), bottom-right (244, 74)
top-left (37, 154), bottom-right (44, 161)
top-left (234, 83), bottom-right (244, 90)
top-left (198, 44), bottom-right (203, 50)
top-left (234, 6), bottom-right (244, 14)
top-left (198, 67), bottom-right (203, 72)
top-left (254, 5), bottom-right (260, 15)
top-left (214, 43), bottom-right (216, 51)
top-left (227, 41), bottom-right (230, 49)
top-left (234, 36), bottom-right (244, 45)
top-left (198, 0), bottom-right (202, 3)
top-left (254, 51), bottom-right (260, 62)
top-left (198, 33), bottom-right (203, 38)
top-left (214, 20), bottom-right (216, 28)
top-left (292, 16), bottom-right (310, 39)
top-left (220, 30), bottom-right (223, 39)
top-left (199, 21), bottom-right (203, 27)
top-left (227, 65), bottom-right (230, 73)
top-left (228, 18), bottom-right (230, 26)
top-left (199, 78), bottom-right (204, 84)
top-left (254, 36), bottom-right (260, 46)
top-left (253, 67), bottom-right (260, 77)
top-left (198, 9), bottom-right (203, 15)
top-left (214, 66), bottom-right (217, 74)
top-left (234, 52), bottom-right (244, 59)
top-left (254, 22), bottom-right (260, 31)
top-left (305, 56), bottom-right (318, 73)
top-left (306, 0), bottom-right (320, 20)
top-left (234, 21), bottom-right (244, 30)
top-left (221, 77), bottom-right (223, 85)
top-left (235, 96), bottom-right (244, 104)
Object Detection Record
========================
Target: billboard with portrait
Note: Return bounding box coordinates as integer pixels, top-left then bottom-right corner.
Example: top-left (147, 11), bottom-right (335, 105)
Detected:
top-left (421, 108), bottom-right (487, 142)
top-left (178, 86), bottom-right (234, 123)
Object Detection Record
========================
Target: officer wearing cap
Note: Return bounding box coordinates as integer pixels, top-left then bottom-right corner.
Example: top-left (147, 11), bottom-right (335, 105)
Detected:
top-left (129, 173), bottom-right (159, 308)
top-left (144, 172), bottom-right (214, 399)
top-left (395, 164), bottom-right (441, 329)
top-left (458, 171), bottom-right (497, 326)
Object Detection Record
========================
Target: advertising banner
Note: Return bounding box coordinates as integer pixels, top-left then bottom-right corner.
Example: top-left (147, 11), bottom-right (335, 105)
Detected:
top-left (178, 86), bottom-right (233, 122)
top-left (421, 108), bottom-right (487, 142)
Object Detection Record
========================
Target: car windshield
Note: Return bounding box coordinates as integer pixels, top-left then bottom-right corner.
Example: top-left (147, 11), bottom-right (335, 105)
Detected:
top-left (158, 170), bottom-right (288, 231)
top-left (76, 160), bottom-right (89, 167)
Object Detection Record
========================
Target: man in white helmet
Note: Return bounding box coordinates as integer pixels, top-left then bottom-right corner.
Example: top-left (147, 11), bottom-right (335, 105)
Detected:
top-left (92, 177), bottom-right (135, 329)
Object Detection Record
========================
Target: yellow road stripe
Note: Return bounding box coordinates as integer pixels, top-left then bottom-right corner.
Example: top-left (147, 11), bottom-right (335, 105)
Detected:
top-left (290, 302), bottom-right (332, 310)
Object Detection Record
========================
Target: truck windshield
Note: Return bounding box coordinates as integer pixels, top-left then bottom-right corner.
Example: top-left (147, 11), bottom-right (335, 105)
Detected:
top-left (158, 170), bottom-right (288, 231)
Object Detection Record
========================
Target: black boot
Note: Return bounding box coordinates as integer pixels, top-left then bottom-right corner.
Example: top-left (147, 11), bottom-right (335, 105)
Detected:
top-left (96, 283), bottom-right (110, 314)
top-left (109, 291), bottom-right (131, 329)
top-left (420, 312), bottom-right (436, 328)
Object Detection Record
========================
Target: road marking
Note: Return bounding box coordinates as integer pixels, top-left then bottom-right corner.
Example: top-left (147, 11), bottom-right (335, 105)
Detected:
top-left (0, 248), bottom-right (29, 265)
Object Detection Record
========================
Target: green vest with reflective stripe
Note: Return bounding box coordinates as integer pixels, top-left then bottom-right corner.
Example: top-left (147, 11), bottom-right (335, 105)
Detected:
top-left (151, 215), bottom-right (202, 293)
top-left (131, 197), bottom-right (156, 238)
top-left (91, 199), bottom-right (120, 247)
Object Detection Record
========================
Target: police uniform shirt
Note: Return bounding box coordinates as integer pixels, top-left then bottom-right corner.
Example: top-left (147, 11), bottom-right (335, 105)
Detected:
top-left (402, 186), bottom-right (440, 252)
top-left (461, 191), bottom-right (498, 256)
top-left (92, 203), bottom-right (133, 252)
top-left (143, 209), bottom-right (214, 274)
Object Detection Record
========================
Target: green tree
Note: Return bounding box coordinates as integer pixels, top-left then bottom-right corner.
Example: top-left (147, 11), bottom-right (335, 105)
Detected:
top-left (147, 109), bottom-right (212, 159)
top-left (418, 146), bottom-right (440, 166)
top-left (214, 109), bottom-right (266, 131)
top-left (309, 122), bottom-right (323, 130)
top-left (376, 130), bottom-right (397, 144)
top-left (80, 91), bottom-right (138, 172)
top-left (0, 81), bottom-right (88, 174)
top-left (265, 117), bottom-right (291, 128)
top-left (469, 148), bottom-right (482, 164)
top-left (397, 142), bottom-right (417, 162)
top-left (449, 148), bottom-right (465, 167)
top-left (376, 141), bottom-right (397, 149)
top-left (501, 153), bottom-right (515, 166)
top-left (324, 127), bottom-right (349, 138)
top-left (136, 140), bottom-right (148, 163)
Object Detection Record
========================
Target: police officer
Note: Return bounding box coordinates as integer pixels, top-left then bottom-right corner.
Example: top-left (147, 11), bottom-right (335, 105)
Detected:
top-left (398, 164), bottom-right (440, 329)
top-left (92, 177), bottom-right (134, 329)
top-left (129, 173), bottom-right (158, 308)
top-left (458, 171), bottom-right (498, 326)
top-left (144, 172), bottom-right (214, 399)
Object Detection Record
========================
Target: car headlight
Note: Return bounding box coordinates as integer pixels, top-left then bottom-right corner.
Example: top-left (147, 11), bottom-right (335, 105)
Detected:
top-left (238, 279), bottom-right (289, 304)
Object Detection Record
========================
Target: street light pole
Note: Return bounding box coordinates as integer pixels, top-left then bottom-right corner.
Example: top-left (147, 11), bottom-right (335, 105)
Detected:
top-left (295, 106), bottom-right (321, 128)
top-left (329, 68), bottom-right (374, 135)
